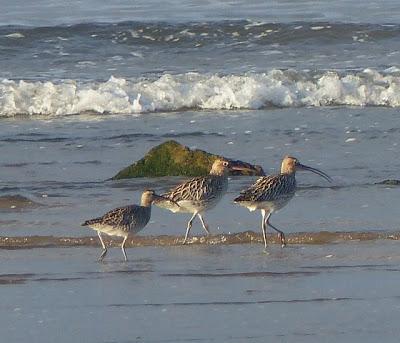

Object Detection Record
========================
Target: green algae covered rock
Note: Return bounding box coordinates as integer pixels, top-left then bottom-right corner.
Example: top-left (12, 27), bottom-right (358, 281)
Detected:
top-left (112, 140), bottom-right (264, 179)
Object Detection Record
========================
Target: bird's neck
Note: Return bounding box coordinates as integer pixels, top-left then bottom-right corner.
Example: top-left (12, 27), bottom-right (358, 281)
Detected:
top-left (280, 166), bottom-right (296, 175)
top-left (209, 169), bottom-right (228, 177)
top-left (140, 199), bottom-right (152, 207)
top-left (280, 171), bottom-right (296, 182)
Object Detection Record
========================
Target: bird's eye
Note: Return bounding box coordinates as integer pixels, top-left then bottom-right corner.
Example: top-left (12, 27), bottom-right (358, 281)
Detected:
top-left (223, 161), bottom-right (229, 166)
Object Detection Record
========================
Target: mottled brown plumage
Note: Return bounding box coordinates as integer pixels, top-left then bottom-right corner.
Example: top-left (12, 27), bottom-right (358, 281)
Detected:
top-left (162, 174), bottom-right (228, 210)
top-left (82, 189), bottom-right (166, 261)
top-left (82, 205), bottom-right (151, 234)
top-left (234, 156), bottom-right (332, 248)
top-left (155, 158), bottom-right (252, 243)
top-left (234, 173), bottom-right (296, 207)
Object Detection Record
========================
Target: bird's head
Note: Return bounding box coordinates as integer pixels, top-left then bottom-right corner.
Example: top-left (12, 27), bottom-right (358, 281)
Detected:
top-left (209, 158), bottom-right (255, 176)
top-left (281, 156), bottom-right (332, 182)
top-left (141, 189), bottom-right (180, 208)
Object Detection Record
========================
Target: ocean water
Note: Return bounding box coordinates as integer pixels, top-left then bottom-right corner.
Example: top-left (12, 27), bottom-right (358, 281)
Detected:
top-left (1, 0), bottom-right (400, 342)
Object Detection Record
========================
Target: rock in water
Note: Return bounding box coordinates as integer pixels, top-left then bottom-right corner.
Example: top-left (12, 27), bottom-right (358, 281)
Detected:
top-left (375, 179), bottom-right (400, 185)
top-left (112, 140), bottom-right (264, 179)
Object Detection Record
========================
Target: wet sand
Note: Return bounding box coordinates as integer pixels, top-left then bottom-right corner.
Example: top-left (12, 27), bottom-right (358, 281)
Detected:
top-left (0, 230), bottom-right (400, 249)
top-left (1, 241), bottom-right (400, 343)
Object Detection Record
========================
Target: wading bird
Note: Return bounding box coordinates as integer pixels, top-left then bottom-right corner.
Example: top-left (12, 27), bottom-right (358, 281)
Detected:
top-left (82, 189), bottom-right (176, 261)
top-left (155, 158), bottom-right (251, 244)
top-left (234, 156), bottom-right (332, 248)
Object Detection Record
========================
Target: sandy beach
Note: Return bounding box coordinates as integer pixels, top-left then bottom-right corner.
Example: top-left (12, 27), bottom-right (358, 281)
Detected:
top-left (2, 241), bottom-right (400, 342)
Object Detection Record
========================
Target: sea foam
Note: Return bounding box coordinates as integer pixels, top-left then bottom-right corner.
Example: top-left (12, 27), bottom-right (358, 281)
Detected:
top-left (1, 69), bottom-right (400, 117)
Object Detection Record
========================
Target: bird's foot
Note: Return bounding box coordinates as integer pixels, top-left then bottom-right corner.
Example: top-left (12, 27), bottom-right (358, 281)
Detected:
top-left (278, 233), bottom-right (286, 248)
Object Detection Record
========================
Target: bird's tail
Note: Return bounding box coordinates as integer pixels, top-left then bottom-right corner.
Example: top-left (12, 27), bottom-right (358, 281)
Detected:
top-left (153, 194), bottom-right (181, 213)
top-left (81, 217), bottom-right (102, 226)
top-left (233, 194), bottom-right (246, 203)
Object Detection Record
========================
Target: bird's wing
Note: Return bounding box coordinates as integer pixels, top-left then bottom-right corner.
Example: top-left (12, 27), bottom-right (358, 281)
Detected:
top-left (164, 176), bottom-right (223, 202)
top-left (235, 174), bottom-right (293, 202)
top-left (82, 205), bottom-right (139, 229)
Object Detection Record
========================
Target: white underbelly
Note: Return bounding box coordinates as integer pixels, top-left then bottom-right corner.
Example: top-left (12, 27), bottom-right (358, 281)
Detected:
top-left (88, 224), bottom-right (129, 238)
top-left (175, 198), bottom-right (221, 213)
top-left (236, 197), bottom-right (292, 213)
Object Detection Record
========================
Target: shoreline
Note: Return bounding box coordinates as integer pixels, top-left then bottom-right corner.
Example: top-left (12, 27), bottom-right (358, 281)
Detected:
top-left (1, 230), bottom-right (399, 249)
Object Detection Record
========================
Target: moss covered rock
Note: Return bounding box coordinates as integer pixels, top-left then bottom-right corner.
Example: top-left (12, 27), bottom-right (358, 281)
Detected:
top-left (112, 140), bottom-right (264, 179)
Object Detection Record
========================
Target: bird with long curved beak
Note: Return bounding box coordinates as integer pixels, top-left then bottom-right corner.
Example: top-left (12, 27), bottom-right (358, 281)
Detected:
top-left (154, 158), bottom-right (253, 244)
top-left (82, 190), bottom-right (179, 261)
top-left (234, 156), bottom-right (332, 249)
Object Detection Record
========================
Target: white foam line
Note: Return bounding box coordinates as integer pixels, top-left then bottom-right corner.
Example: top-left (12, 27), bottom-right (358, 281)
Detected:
top-left (1, 69), bottom-right (400, 117)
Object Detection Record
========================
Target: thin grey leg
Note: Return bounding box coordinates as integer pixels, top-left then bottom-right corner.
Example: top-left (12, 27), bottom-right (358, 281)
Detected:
top-left (183, 212), bottom-right (198, 244)
top-left (97, 231), bottom-right (107, 261)
top-left (260, 210), bottom-right (269, 249)
top-left (197, 213), bottom-right (210, 235)
top-left (121, 236), bottom-right (128, 261)
top-left (266, 219), bottom-right (286, 248)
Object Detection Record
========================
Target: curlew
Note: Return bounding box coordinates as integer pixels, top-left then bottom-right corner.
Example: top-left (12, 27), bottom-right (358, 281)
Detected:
top-left (82, 189), bottom-right (176, 261)
top-left (154, 158), bottom-right (251, 244)
top-left (234, 156), bottom-right (332, 248)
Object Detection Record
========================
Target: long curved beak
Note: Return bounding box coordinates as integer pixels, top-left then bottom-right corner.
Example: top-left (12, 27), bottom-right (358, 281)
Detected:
top-left (296, 163), bottom-right (333, 183)
top-left (230, 165), bottom-right (254, 172)
top-left (152, 194), bottom-right (180, 207)
top-left (229, 161), bottom-right (257, 173)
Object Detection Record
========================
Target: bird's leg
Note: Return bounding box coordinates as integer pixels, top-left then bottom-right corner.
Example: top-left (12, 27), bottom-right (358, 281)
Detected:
top-left (266, 219), bottom-right (286, 248)
top-left (121, 236), bottom-right (128, 262)
top-left (183, 212), bottom-right (197, 244)
top-left (260, 210), bottom-right (269, 249)
top-left (97, 231), bottom-right (107, 261)
top-left (197, 213), bottom-right (210, 236)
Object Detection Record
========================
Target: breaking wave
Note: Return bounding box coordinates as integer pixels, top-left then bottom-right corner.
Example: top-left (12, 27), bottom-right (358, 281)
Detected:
top-left (1, 68), bottom-right (400, 117)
